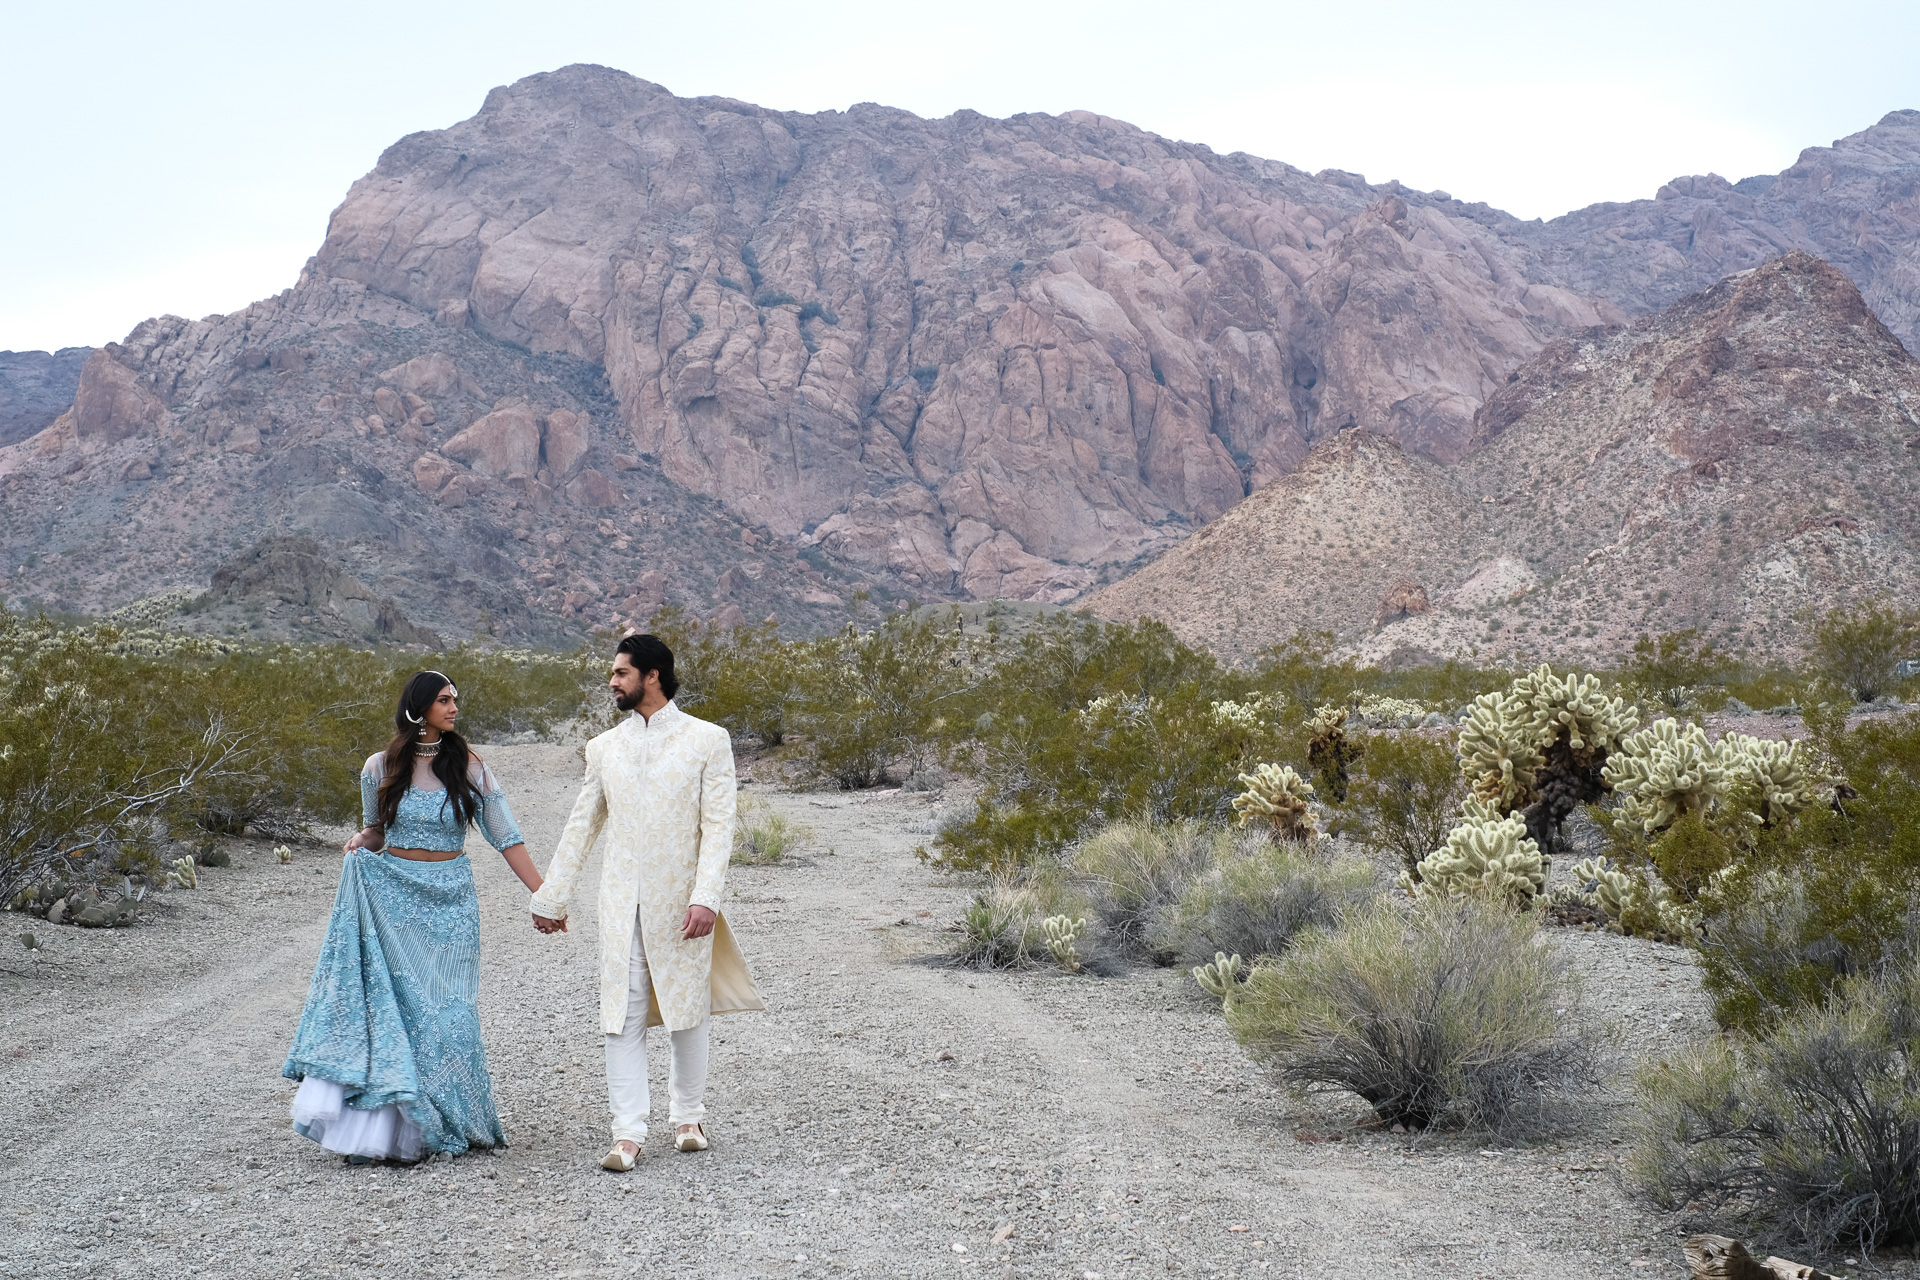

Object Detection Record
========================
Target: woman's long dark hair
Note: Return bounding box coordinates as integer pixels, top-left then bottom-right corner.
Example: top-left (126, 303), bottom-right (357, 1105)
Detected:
top-left (377, 671), bottom-right (484, 833)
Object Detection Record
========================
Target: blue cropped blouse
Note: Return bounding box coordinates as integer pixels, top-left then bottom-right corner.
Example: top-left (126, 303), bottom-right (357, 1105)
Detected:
top-left (360, 752), bottom-right (526, 853)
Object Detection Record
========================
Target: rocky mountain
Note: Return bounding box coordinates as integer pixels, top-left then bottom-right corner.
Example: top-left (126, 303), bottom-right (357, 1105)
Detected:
top-left (1088, 253), bottom-right (1920, 665)
top-left (4, 66), bottom-right (1919, 643)
top-left (0, 348), bottom-right (90, 447)
top-left (0, 282), bottom-right (886, 645)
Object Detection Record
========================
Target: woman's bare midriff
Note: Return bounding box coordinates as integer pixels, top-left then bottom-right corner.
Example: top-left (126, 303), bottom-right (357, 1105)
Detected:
top-left (384, 847), bottom-right (464, 862)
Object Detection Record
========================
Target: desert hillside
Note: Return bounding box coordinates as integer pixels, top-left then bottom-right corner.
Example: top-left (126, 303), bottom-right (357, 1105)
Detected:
top-left (1090, 252), bottom-right (1920, 663)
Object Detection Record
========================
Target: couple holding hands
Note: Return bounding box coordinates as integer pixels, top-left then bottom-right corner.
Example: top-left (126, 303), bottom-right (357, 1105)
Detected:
top-left (281, 634), bottom-right (762, 1171)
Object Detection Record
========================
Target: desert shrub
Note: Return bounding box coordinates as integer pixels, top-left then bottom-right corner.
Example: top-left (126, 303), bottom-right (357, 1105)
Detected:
top-left (1808, 599), bottom-right (1917, 703)
top-left (933, 614), bottom-right (1282, 871)
top-left (1253, 631), bottom-right (1362, 720)
top-left (1691, 709), bottom-right (1920, 1032)
top-left (1363, 658), bottom-right (1518, 714)
top-left (1630, 958), bottom-right (1920, 1250)
top-left (1072, 819), bottom-right (1219, 963)
top-left (732, 795), bottom-right (812, 865)
top-left (754, 290), bottom-right (799, 309)
top-left (0, 610), bottom-right (605, 904)
top-left (1170, 832), bottom-right (1377, 968)
top-left (794, 613), bottom-right (972, 788)
top-left (1347, 732), bottom-right (1467, 875)
top-left (796, 300), bottom-right (839, 325)
top-left (1226, 897), bottom-right (1603, 1134)
top-left (1620, 628), bottom-right (1736, 714)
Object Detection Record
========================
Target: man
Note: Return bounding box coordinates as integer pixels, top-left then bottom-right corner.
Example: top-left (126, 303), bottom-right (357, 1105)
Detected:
top-left (531, 634), bottom-right (764, 1170)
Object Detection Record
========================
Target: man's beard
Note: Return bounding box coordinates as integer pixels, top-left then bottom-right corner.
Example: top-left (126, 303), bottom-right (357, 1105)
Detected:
top-left (614, 689), bottom-right (641, 712)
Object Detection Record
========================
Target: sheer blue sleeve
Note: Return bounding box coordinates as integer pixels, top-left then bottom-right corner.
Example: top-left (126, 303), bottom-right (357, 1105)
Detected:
top-left (473, 763), bottom-right (525, 853)
top-left (360, 764), bottom-right (380, 830)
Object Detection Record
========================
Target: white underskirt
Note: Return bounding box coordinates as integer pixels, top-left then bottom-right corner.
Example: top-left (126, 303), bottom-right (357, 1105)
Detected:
top-left (291, 1076), bottom-right (424, 1162)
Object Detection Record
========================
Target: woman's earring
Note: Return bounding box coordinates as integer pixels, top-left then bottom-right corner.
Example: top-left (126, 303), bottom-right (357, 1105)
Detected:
top-left (403, 708), bottom-right (423, 726)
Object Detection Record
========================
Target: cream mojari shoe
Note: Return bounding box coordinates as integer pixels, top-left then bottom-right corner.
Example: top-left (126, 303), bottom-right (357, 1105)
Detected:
top-left (601, 1140), bottom-right (641, 1171)
top-left (674, 1124), bottom-right (709, 1153)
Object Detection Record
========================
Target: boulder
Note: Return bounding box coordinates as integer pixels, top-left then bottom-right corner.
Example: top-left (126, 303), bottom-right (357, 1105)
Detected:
top-left (542, 408), bottom-right (591, 479)
top-left (377, 352), bottom-right (463, 399)
top-left (206, 535), bottom-right (439, 644)
top-left (442, 404), bottom-right (541, 479)
top-left (566, 468), bottom-right (621, 508)
top-left (412, 453), bottom-right (459, 495)
top-left (55, 349), bottom-right (167, 447)
top-left (372, 386), bottom-right (405, 424)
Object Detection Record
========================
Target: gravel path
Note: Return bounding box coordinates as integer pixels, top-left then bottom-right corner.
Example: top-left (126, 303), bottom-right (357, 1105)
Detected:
top-left (0, 742), bottom-right (1839, 1280)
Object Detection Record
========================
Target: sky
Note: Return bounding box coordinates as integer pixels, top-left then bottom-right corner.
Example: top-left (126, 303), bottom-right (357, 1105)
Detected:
top-left (4, 0), bottom-right (1917, 353)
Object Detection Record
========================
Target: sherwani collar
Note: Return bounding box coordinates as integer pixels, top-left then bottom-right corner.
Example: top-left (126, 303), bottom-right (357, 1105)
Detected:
top-left (628, 699), bottom-right (683, 734)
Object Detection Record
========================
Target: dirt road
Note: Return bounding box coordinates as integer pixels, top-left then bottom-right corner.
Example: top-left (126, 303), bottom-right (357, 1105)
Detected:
top-left (1, 743), bottom-right (1721, 1279)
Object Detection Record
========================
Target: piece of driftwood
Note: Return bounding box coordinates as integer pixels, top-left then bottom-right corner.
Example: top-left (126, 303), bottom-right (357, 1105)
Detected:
top-left (1683, 1234), bottom-right (1836, 1280)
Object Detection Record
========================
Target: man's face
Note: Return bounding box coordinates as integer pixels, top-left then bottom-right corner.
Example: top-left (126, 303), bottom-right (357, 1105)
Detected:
top-left (610, 654), bottom-right (645, 711)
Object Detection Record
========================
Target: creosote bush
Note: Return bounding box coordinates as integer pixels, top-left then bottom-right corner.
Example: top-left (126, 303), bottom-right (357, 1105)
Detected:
top-left (1346, 731), bottom-right (1467, 876)
top-left (1226, 897), bottom-right (1604, 1134)
top-left (1631, 958), bottom-right (1920, 1251)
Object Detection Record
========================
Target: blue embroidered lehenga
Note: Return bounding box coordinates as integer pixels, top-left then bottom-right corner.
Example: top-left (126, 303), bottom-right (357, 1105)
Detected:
top-left (282, 753), bottom-right (525, 1161)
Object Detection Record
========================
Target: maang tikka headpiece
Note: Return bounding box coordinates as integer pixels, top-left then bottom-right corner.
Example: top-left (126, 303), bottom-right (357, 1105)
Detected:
top-left (403, 672), bottom-right (458, 728)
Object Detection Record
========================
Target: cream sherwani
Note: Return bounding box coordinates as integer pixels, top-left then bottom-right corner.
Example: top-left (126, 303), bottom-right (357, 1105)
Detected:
top-left (530, 701), bottom-right (763, 1034)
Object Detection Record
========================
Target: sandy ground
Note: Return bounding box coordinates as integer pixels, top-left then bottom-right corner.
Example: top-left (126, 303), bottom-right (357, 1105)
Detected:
top-left (0, 741), bottom-right (1884, 1280)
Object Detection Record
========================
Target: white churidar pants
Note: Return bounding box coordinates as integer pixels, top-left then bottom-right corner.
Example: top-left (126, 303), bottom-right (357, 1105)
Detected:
top-left (605, 916), bottom-right (709, 1143)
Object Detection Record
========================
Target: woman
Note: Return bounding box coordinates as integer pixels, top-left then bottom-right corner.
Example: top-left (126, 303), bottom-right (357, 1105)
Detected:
top-left (282, 670), bottom-right (546, 1162)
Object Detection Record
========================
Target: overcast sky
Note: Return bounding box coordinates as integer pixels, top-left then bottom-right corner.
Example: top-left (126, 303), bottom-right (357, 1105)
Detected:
top-left (4, 0), bottom-right (1917, 352)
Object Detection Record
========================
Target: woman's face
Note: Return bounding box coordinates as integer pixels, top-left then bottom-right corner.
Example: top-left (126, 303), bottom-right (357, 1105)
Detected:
top-left (425, 684), bottom-right (458, 736)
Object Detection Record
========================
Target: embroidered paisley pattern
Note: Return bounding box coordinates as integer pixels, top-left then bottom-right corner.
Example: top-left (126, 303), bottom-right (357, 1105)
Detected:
top-left (358, 755), bottom-right (524, 853)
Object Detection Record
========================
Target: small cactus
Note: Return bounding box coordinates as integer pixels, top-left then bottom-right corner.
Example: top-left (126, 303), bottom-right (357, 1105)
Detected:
top-left (166, 856), bottom-right (198, 890)
top-left (1043, 915), bottom-right (1089, 973)
top-left (1192, 951), bottom-right (1244, 1006)
top-left (1403, 811), bottom-right (1545, 906)
top-left (1232, 764), bottom-right (1318, 842)
top-left (274, 845), bottom-right (293, 865)
top-left (1604, 719), bottom-right (1728, 834)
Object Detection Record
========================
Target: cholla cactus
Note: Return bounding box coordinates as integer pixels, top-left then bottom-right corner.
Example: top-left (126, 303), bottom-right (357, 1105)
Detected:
top-left (1210, 695), bottom-right (1276, 730)
top-left (1232, 764), bottom-right (1318, 842)
top-left (1192, 951), bottom-right (1244, 1005)
top-left (1719, 733), bottom-right (1826, 826)
top-left (1456, 690), bottom-right (1541, 813)
top-left (274, 845), bottom-right (293, 865)
top-left (1043, 915), bottom-right (1089, 973)
top-left (1570, 856), bottom-right (1642, 921)
top-left (167, 857), bottom-right (197, 890)
top-left (1511, 665), bottom-right (1640, 758)
top-left (1604, 719), bottom-right (1729, 835)
top-left (1349, 693), bottom-right (1428, 726)
top-left (1402, 812), bottom-right (1545, 906)
top-left (1306, 705), bottom-right (1362, 802)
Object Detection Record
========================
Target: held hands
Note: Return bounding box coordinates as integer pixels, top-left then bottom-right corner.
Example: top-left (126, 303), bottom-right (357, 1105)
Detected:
top-left (682, 904), bottom-right (716, 940)
top-left (532, 912), bottom-right (568, 934)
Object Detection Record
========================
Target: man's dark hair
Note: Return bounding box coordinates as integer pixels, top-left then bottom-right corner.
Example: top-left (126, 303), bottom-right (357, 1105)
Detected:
top-left (616, 633), bottom-right (679, 699)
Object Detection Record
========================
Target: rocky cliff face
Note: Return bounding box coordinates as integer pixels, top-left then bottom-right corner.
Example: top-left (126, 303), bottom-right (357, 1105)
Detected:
top-left (310, 65), bottom-right (1639, 601)
top-left (0, 278), bottom-right (886, 643)
top-left (0, 348), bottom-right (90, 447)
top-left (1089, 253), bottom-right (1920, 663)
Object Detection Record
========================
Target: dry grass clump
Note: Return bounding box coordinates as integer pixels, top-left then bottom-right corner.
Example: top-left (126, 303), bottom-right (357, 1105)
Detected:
top-left (1073, 820), bottom-right (1220, 963)
top-left (1226, 897), bottom-right (1606, 1134)
top-left (1170, 832), bottom-right (1377, 969)
top-left (731, 795), bottom-right (813, 865)
top-left (1631, 958), bottom-right (1920, 1251)
top-left (948, 874), bottom-right (1089, 971)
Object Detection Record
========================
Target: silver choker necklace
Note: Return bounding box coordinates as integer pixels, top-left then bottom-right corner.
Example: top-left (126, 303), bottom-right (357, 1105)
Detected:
top-left (416, 739), bottom-right (442, 758)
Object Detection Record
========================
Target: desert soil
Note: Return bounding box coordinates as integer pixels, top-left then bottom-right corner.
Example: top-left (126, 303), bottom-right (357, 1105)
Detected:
top-left (0, 742), bottom-right (1880, 1280)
